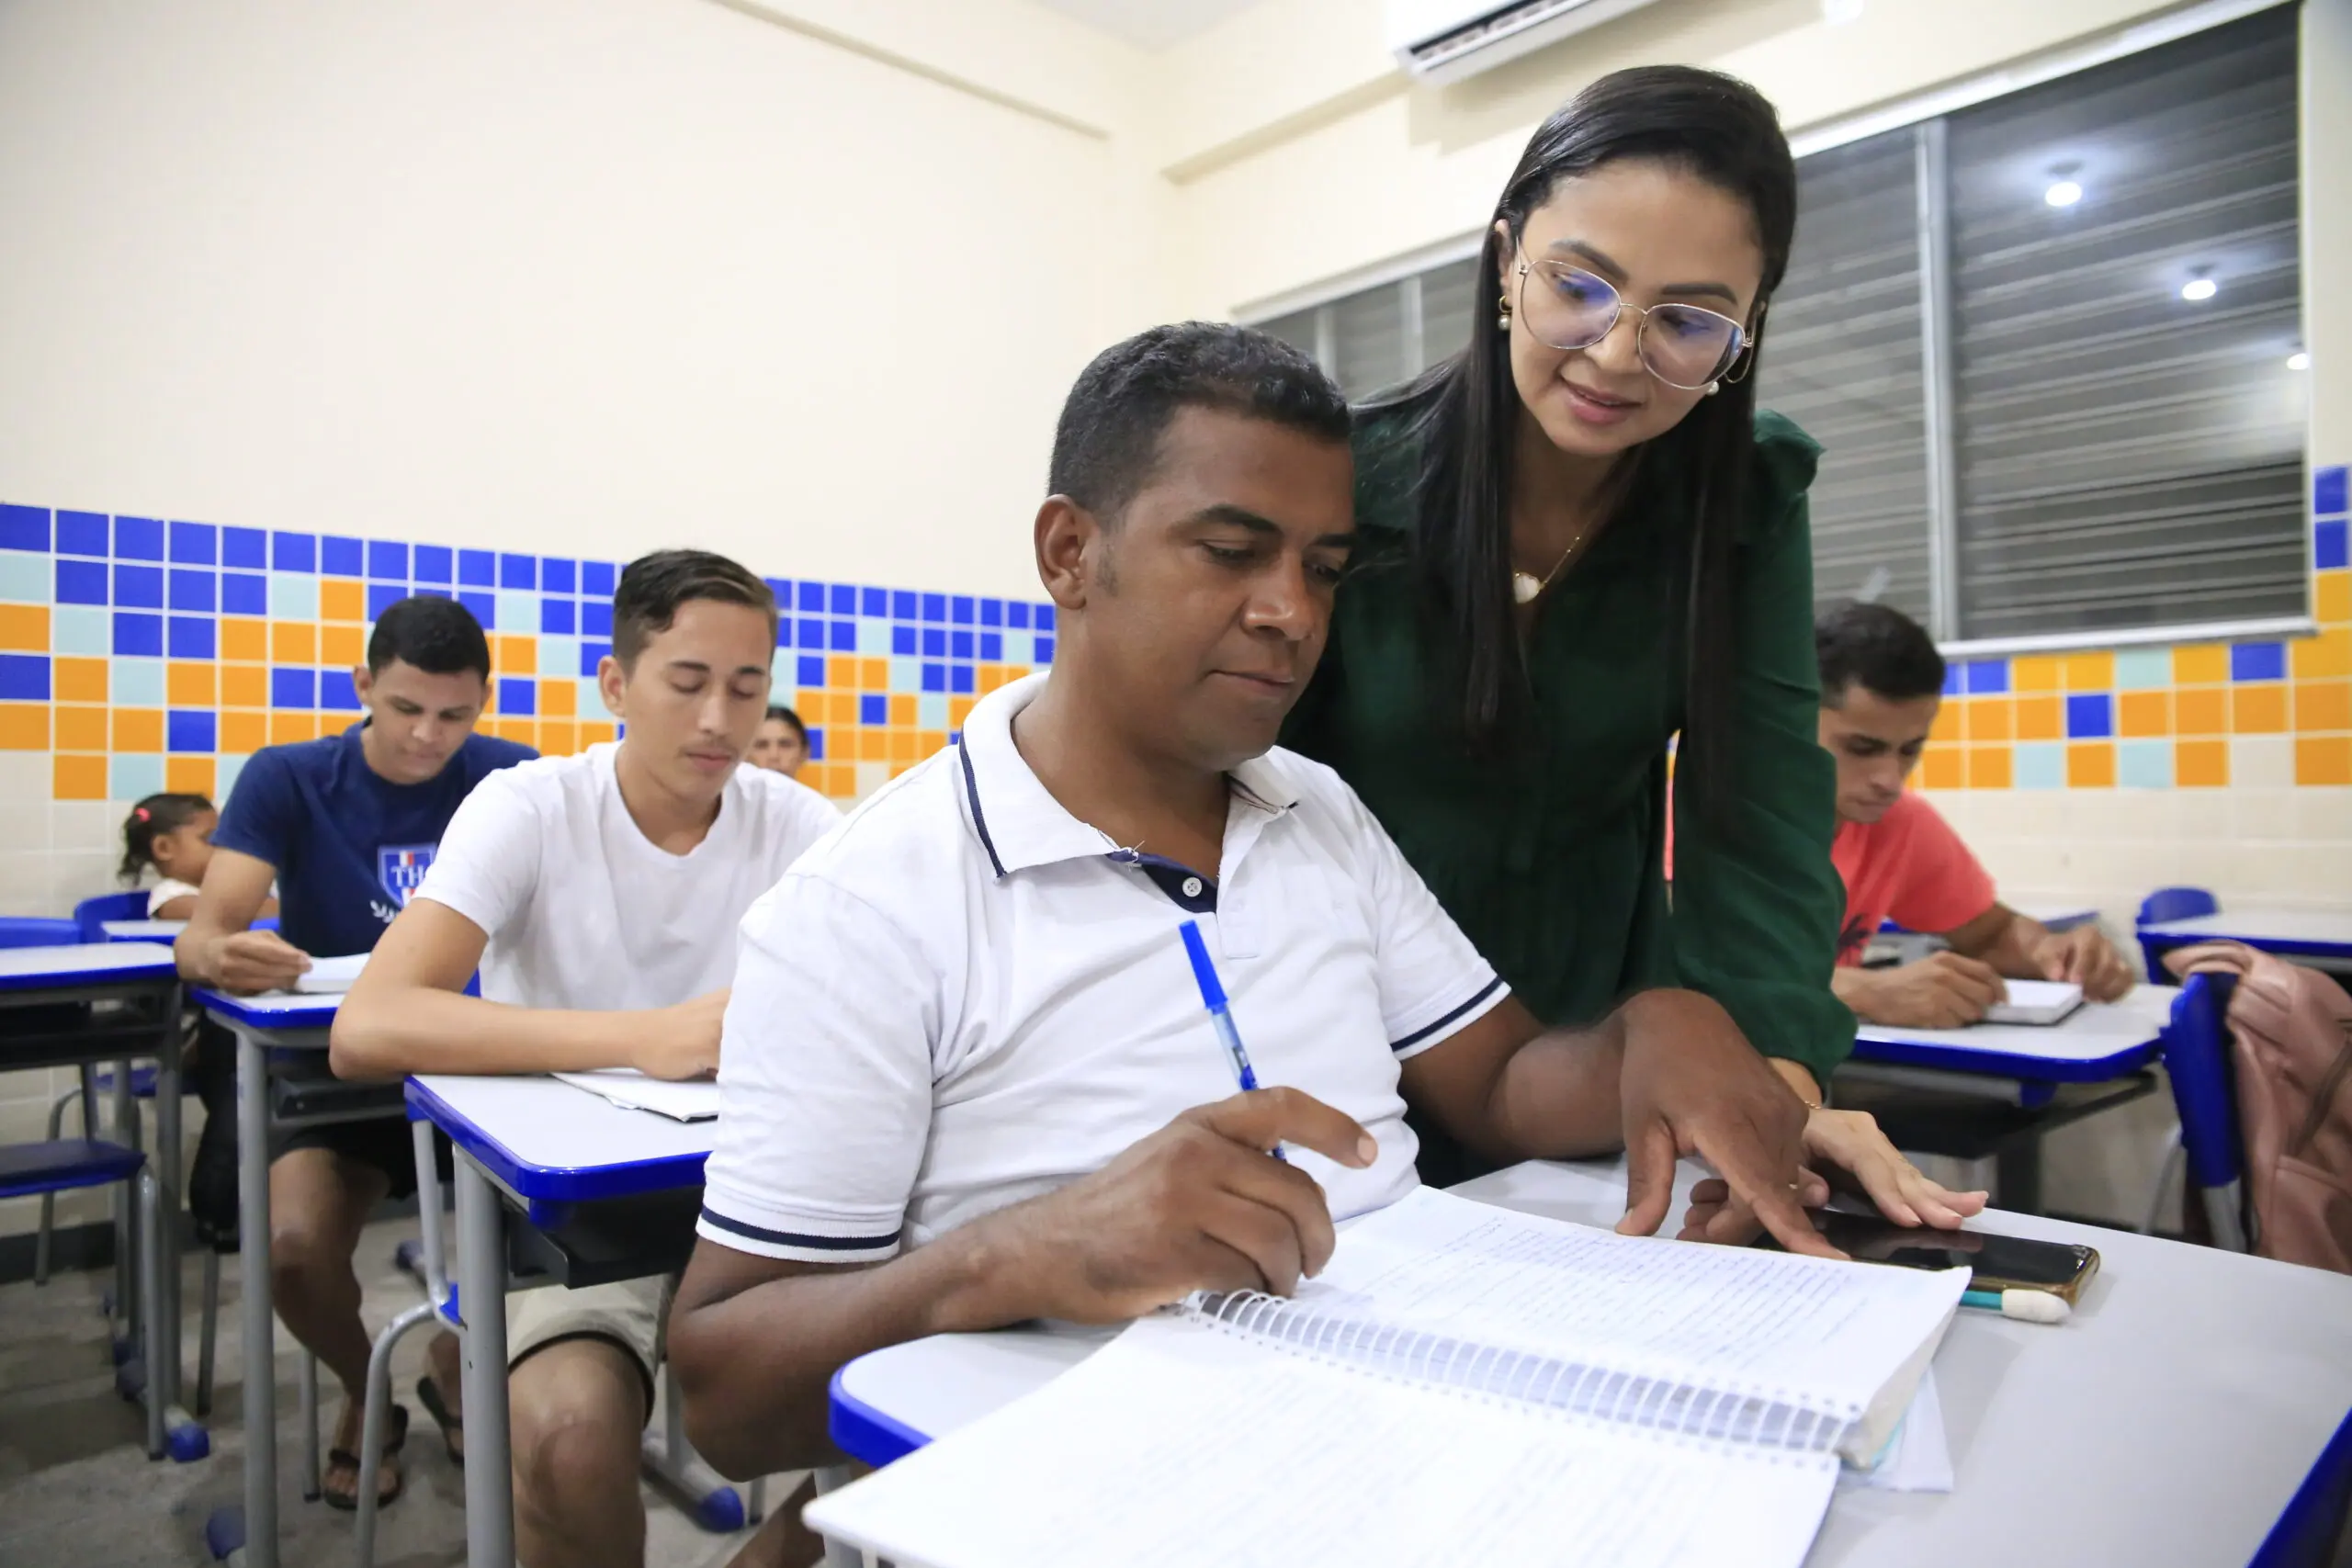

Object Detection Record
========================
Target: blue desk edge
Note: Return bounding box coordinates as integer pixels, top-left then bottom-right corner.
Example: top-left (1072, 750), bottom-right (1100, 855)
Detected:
top-left (401, 1077), bottom-right (711, 1205)
top-left (1849, 1035), bottom-right (2163, 1082)
top-left (0, 956), bottom-right (179, 992)
top-left (2140, 929), bottom-right (2352, 962)
top-left (828, 1363), bottom-right (931, 1469)
top-left (193, 988), bottom-right (341, 1029)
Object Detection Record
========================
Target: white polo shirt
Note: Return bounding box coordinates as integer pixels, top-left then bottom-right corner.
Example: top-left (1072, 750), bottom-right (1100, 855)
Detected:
top-left (697, 672), bottom-right (1510, 1264)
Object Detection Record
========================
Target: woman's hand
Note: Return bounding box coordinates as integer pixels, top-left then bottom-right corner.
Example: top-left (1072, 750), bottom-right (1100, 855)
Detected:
top-left (1678, 1107), bottom-right (1987, 1242)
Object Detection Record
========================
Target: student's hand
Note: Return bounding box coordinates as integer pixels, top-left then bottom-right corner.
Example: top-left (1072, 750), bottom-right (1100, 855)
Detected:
top-left (635, 990), bottom-right (729, 1081)
top-left (2033, 926), bottom-right (2134, 1003)
top-left (979, 1088), bottom-right (1376, 1324)
top-left (1679, 1110), bottom-right (1987, 1242)
top-left (209, 930), bottom-right (312, 995)
top-left (1614, 991), bottom-right (1839, 1259)
top-left (1852, 952), bottom-right (2006, 1029)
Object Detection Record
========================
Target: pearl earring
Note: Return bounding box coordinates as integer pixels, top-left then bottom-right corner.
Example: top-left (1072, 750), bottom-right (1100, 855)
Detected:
top-left (1704, 380), bottom-right (1721, 396)
top-left (1497, 299), bottom-right (1512, 332)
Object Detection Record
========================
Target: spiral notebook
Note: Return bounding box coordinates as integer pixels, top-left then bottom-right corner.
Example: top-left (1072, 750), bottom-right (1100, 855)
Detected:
top-left (807, 1187), bottom-right (1970, 1568)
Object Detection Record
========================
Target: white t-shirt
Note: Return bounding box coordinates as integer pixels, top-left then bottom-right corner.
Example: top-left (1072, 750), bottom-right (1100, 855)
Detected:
top-left (696, 672), bottom-right (1509, 1265)
top-left (413, 742), bottom-right (841, 1010)
top-left (147, 879), bottom-right (200, 916)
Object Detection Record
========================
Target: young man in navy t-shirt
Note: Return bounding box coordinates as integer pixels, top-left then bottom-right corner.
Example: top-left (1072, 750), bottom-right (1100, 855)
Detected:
top-left (177, 593), bottom-right (532, 1509)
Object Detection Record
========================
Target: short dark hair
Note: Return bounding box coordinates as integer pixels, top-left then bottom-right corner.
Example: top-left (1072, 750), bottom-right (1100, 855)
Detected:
top-left (763, 705), bottom-right (808, 742)
top-left (612, 549), bottom-right (777, 668)
top-left (1047, 321), bottom-right (1351, 523)
top-left (1816, 601), bottom-right (1946, 705)
top-left (368, 595), bottom-right (492, 680)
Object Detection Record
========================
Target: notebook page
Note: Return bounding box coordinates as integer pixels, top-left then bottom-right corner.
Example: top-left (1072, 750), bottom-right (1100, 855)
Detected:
top-left (807, 1313), bottom-right (1838, 1568)
top-left (1283, 1187), bottom-right (1966, 1426)
top-left (550, 1069), bottom-right (720, 1122)
top-left (291, 953), bottom-right (368, 994)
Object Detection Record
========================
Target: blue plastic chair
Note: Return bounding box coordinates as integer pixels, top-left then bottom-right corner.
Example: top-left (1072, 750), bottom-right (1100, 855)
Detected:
top-left (73, 890), bottom-right (153, 943)
top-left (2143, 971), bottom-right (2249, 1250)
top-left (2136, 886), bottom-right (2221, 983)
top-left (0, 917), bottom-right (79, 949)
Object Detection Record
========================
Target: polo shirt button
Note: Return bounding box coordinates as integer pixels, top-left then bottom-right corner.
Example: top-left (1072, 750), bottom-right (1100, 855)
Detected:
top-left (1182, 876), bottom-right (1204, 898)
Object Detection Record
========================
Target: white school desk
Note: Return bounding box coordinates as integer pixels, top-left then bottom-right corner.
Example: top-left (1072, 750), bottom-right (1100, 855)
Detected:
top-left (101, 918), bottom-right (187, 943)
top-left (2140, 908), bottom-right (2352, 969)
top-left (827, 1157), bottom-right (2352, 1568)
top-left (1849, 987), bottom-right (2174, 1084)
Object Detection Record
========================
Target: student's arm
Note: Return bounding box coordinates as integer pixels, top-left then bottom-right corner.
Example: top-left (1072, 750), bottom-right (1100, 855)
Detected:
top-left (1945, 903), bottom-right (2135, 1002)
top-left (329, 899), bottom-right (726, 1079)
top-left (671, 1089), bottom-right (1374, 1478)
top-left (175, 846), bottom-right (311, 994)
top-left (1830, 951), bottom-right (2007, 1029)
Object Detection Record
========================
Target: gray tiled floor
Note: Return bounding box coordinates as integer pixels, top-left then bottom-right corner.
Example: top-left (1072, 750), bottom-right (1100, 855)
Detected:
top-left (0, 1213), bottom-right (784, 1567)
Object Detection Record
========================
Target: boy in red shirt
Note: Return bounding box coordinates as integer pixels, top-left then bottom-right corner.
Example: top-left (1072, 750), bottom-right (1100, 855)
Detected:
top-left (1816, 603), bottom-right (2134, 1028)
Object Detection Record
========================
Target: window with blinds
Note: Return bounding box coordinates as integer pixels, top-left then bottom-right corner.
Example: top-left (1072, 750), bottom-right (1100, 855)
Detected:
top-left (1256, 256), bottom-right (1484, 401)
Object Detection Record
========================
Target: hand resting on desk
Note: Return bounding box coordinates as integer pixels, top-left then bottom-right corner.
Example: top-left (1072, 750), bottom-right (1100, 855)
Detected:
top-left (1678, 1107), bottom-right (1989, 1243)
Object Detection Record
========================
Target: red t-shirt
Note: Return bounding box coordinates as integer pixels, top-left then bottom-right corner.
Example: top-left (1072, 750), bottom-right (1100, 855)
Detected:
top-left (1830, 792), bottom-right (1997, 965)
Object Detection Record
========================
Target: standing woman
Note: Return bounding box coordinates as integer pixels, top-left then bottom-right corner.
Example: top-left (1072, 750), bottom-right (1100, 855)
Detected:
top-left (1287, 65), bottom-right (1979, 1229)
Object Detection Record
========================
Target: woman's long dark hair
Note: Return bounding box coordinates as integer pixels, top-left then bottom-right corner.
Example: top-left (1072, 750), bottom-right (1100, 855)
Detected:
top-left (1369, 66), bottom-right (1796, 822)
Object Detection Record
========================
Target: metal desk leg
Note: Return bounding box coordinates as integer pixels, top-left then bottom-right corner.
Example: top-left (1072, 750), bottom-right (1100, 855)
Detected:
top-left (237, 1024), bottom-right (278, 1568)
top-left (148, 1010), bottom-right (205, 1458)
top-left (812, 1466), bottom-right (863, 1568)
top-left (454, 1152), bottom-right (514, 1568)
top-left (114, 1056), bottom-right (140, 1356)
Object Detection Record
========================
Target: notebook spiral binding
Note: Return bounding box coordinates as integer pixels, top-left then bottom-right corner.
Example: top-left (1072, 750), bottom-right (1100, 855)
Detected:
top-left (1187, 1291), bottom-right (1854, 1463)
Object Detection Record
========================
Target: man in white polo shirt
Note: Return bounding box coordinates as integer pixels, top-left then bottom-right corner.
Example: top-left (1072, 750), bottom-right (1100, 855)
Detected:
top-left (668, 323), bottom-right (1838, 1487)
top-left (334, 549), bottom-right (838, 1568)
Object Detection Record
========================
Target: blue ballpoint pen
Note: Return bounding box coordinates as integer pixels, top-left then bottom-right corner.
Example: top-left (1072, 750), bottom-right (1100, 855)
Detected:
top-left (1176, 919), bottom-right (1287, 1162)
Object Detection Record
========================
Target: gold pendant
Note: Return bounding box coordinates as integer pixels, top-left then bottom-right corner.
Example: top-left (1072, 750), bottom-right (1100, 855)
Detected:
top-left (1512, 571), bottom-right (1543, 604)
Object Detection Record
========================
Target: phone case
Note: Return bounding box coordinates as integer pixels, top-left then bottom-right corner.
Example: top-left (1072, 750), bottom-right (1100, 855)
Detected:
top-left (1971, 1245), bottom-right (2101, 1304)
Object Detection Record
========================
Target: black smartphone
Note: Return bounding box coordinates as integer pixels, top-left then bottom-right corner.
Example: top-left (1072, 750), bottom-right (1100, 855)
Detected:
top-left (1759, 1210), bottom-right (2101, 1303)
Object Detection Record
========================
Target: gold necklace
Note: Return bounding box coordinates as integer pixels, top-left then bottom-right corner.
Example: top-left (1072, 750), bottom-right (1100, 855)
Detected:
top-left (1511, 528), bottom-right (1585, 604)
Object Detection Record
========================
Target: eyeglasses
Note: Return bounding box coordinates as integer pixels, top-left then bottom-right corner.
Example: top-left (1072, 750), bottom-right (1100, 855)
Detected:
top-left (1512, 255), bottom-right (1747, 390)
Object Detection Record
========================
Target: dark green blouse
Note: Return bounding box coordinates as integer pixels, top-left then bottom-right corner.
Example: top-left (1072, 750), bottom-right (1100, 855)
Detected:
top-left (1283, 406), bottom-right (1855, 1089)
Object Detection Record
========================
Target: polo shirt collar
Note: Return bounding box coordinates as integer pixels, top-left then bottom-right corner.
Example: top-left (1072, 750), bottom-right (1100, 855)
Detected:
top-left (958, 671), bottom-right (1301, 879)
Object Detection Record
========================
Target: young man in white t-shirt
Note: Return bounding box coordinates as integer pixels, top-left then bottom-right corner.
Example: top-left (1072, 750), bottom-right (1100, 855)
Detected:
top-left (662, 323), bottom-right (1928, 1485)
top-left (334, 550), bottom-right (839, 1568)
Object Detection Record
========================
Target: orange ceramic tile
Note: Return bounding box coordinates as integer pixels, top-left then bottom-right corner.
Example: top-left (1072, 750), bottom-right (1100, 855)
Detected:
top-left (949, 696), bottom-right (978, 729)
top-left (1964, 697), bottom-right (2013, 742)
top-left (2062, 651), bottom-right (2114, 691)
top-left (918, 729), bottom-right (947, 756)
top-left (1928, 701), bottom-right (1962, 743)
top-left (2010, 656), bottom-right (2063, 693)
top-left (580, 721), bottom-right (617, 748)
top-left (271, 712), bottom-right (318, 745)
top-left (538, 680), bottom-right (576, 717)
top-left (888, 694), bottom-right (915, 727)
top-left (0, 703), bottom-right (48, 750)
top-left (2233, 684), bottom-right (2289, 734)
top-left (494, 635), bottom-right (535, 675)
top-left (55, 706), bottom-right (106, 750)
top-left (2175, 687), bottom-right (2228, 735)
top-left (828, 657), bottom-right (857, 689)
top-left (2172, 644), bottom-right (2229, 684)
top-left (166, 757), bottom-right (216, 796)
top-left (832, 693), bottom-right (861, 726)
top-left (54, 656), bottom-right (106, 703)
top-left (1919, 748), bottom-right (1962, 790)
top-left (2014, 695), bottom-right (2063, 741)
top-left (113, 708), bottom-right (164, 752)
top-left (495, 717), bottom-right (536, 744)
top-left (888, 728), bottom-right (918, 762)
top-left (539, 720), bottom-right (579, 755)
top-left (865, 659), bottom-right (889, 689)
top-left (0, 604), bottom-right (49, 651)
top-left (1968, 747), bottom-right (2013, 789)
top-left (321, 626), bottom-right (364, 668)
top-left (2118, 690), bottom-right (2168, 738)
top-left (220, 618), bottom-right (267, 662)
top-left (221, 711), bottom-right (268, 753)
top-left (320, 579), bottom-right (366, 623)
top-left (2319, 570), bottom-right (2352, 626)
top-left (890, 761), bottom-right (915, 779)
top-left (2176, 739), bottom-right (2229, 787)
top-left (168, 661), bottom-right (216, 706)
top-left (866, 728), bottom-right (895, 762)
top-left (53, 754), bottom-right (107, 801)
top-left (1001, 665), bottom-right (1029, 683)
top-left (2290, 628), bottom-right (2352, 680)
top-left (2298, 682), bottom-right (2352, 732)
top-left (2066, 741), bottom-right (2115, 788)
top-left (2296, 736), bottom-right (2352, 786)
top-left (220, 665), bottom-right (267, 708)
top-left (271, 622), bottom-right (316, 663)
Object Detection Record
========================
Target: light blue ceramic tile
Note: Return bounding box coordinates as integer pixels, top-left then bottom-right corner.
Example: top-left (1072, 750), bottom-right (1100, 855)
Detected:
top-left (2118, 739), bottom-right (2173, 789)
top-left (495, 592), bottom-right (537, 636)
top-left (769, 649), bottom-right (795, 686)
top-left (0, 552), bottom-right (48, 603)
top-left (2013, 742), bottom-right (2065, 790)
top-left (2114, 648), bottom-right (2172, 691)
top-left (537, 636), bottom-right (578, 679)
top-left (110, 753), bottom-right (164, 803)
top-left (889, 657), bottom-right (922, 693)
top-left (111, 658), bottom-right (165, 705)
top-left (574, 677), bottom-right (607, 719)
top-left (858, 619), bottom-right (893, 656)
top-left (1001, 632), bottom-right (1034, 665)
top-left (919, 694), bottom-right (950, 729)
top-left (269, 572), bottom-right (319, 621)
top-left (218, 753), bottom-right (250, 803)
top-left (52, 606), bottom-right (109, 655)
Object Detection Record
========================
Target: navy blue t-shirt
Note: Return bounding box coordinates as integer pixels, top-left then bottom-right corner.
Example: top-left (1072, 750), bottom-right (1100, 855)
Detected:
top-left (211, 724), bottom-right (537, 958)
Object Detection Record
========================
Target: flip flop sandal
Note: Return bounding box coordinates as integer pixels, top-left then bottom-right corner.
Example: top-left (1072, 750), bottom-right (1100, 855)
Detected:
top-left (322, 1402), bottom-right (409, 1512)
top-left (417, 1373), bottom-right (465, 1461)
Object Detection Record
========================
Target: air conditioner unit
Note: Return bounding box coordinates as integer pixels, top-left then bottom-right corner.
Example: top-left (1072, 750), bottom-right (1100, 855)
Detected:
top-left (1385, 0), bottom-right (1664, 85)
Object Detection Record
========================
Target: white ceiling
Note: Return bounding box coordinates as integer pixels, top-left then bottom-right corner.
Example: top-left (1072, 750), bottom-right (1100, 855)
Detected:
top-left (1028, 0), bottom-right (1266, 50)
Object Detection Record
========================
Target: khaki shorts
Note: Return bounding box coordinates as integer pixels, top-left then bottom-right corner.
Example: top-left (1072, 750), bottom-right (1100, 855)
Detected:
top-left (506, 1274), bottom-right (674, 1410)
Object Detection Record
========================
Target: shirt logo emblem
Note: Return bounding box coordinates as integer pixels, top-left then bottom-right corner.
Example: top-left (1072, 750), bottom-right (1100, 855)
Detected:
top-left (378, 843), bottom-right (436, 908)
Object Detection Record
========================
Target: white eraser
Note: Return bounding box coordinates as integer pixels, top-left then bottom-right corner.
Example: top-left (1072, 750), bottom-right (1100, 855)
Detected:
top-left (2001, 1289), bottom-right (2072, 1325)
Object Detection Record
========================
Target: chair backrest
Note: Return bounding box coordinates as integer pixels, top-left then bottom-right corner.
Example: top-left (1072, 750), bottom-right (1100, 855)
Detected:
top-left (2163, 971), bottom-right (2245, 1195)
top-left (73, 890), bottom-right (152, 943)
top-left (2140, 886), bottom-right (2220, 927)
top-left (0, 917), bottom-right (80, 950)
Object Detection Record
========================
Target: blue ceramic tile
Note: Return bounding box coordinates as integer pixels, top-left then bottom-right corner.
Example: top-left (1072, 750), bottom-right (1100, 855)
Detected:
top-left (367, 539), bottom-right (408, 580)
top-left (458, 590), bottom-right (496, 629)
top-left (583, 641), bottom-right (616, 678)
top-left (829, 620), bottom-right (856, 652)
top-left (797, 617), bottom-right (824, 649)
top-left (221, 572), bottom-right (266, 616)
top-left (1007, 602), bottom-right (1031, 629)
top-left (806, 728), bottom-right (825, 761)
top-left (1965, 659), bottom-right (2007, 694)
top-left (169, 521), bottom-right (217, 565)
top-left (112, 612), bottom-right (163, 658)
top-left (773, 618), bottom-right (794, 649)
top-left (892, 626), bottom-right (917, 656)
top-left (922, 593), bottom-right (946, 624)
top-left (112, 564), bottom-right (164, 609)
top-left (168, 568), bottom-right (215, 614)
top-left (921, 662), bottom-right (945, 694)
top-left (979, 598), bottom-right (1003, 627)
top-left (168, 710), bottom-right (216, 753)
top-left (272, 531), bottom-right (316, 573)
top-left (861, 587), bottom-right (888, 617)
top-left (222, 526), bottom-right (267, 570)
top-left (950, 664), bottom-right (975, 695)
top-left (891, 590), bottom-right (917, 620)
top-left (497, 676), bottom-right (536, 716)
top-left (2317, 465), bottom-right (2347, 516)
top-left (797, 655), bottom-right (827, 688)
top-left (951, 595), bottom-right (975, 626)
top-left (0, 654), bottom-right (50, 700)
top-left (582, 601), bottom-right (613, 637)
top-left (541, 558), bottom-right (576, 594)
top-left (830, 584), bottom-right (856, 615)
top-left (541, 598), bottom-right (575, 636)
top-left (368, 583), bottom-right (407, 620)
top-left (271, 668), bottom-right (315, 708)
top-left (57, 512), bottom-right (108, 558)
top-left (2064, 693), bottom-right (2112, 738)
top-left (1036, 604), bottom-right (1056, 633)
top-left (0, 504), bottom-right (47, 553)
top-left (1035, 636), bottom-right (1055, 663)
top-left (582, 560), bottom-right (616, 598)
top-left (860, 694), bottom-right (888, 726)
top-left (413, 544), bottom-right (454, 584)
top-left (500, 552), bottom-right (535, 590)
top-left (113, 515), bottom-right (164, 561)
top-left (2232, 641), bottom-right (2286, 682)
top-left (167, 616), bottom-right (215, 660)
top-left (55, 559), bottom-right (107, 605)
top-left (320, 670), bottom-right (361, 711)
top-left (321, 535), bottom-right (363, 577)
top-left (922, 627), bottom-right (946, 659)
top-left (951, 630), bottom-right (974, 660)
top-left (2317, 520), bottom-right (2347, 572)
top-left (979, 632), bottom-right (1002, 662)
top-left (797, 582), bottom-right (825, 613)
top-left (458, 549), bottom-right (496, 588)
